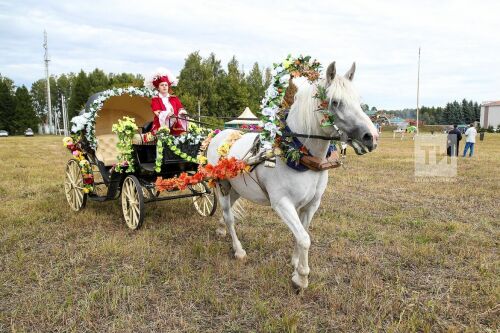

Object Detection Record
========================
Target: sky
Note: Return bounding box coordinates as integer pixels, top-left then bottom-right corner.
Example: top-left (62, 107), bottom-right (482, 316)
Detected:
top-left (0, 0), bottom-right (499, 110)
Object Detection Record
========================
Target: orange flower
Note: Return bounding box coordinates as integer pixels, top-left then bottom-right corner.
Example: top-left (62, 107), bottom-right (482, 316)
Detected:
top-left (155, 157), bottom-right (248, 193)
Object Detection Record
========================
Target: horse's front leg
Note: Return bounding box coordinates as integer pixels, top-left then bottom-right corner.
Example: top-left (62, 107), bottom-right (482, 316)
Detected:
top-left (292, 199), bottom-right (321, 270)
top-left (273, 198), bottom-right (311, 289)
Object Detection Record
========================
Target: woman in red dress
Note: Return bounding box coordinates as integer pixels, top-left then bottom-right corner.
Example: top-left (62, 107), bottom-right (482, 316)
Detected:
top-left (145, 68), bottom-right (187, 135)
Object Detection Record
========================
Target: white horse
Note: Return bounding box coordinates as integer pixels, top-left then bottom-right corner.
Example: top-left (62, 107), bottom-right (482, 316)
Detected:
top-left (207, 61), bottom-right (379, 289)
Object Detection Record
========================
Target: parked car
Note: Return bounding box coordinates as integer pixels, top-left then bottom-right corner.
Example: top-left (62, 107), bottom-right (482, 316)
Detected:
top-left (25, 128), bottom-right (34, 136)
top-left (0, 130), bottom-right (8, 137)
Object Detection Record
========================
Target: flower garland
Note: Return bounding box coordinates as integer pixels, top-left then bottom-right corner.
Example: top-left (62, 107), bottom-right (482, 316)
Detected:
top-left (112, 116), bottom-right (138, 173)
top-left (63, 136), bottom-right (94, 193)
top-left (155, 157), bottom-right (249, 192)
top-left (154, 125), bottom-right (215, 172)
top-left (70, 87), bottom-right (156, 149)
top-left (259, 55), bottom-right (325, 163)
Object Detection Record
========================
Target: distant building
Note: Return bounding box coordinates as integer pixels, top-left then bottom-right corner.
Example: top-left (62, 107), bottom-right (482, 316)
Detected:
top-left (388, 117), bottom-right (408, 128)
top-left (480, 101), bottom-right (500, 128)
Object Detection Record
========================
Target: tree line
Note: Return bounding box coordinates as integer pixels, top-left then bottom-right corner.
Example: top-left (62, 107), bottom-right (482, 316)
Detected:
top-left (379, 99), bottom-right (481, 125)
top-left (0, 52), bottom-right (271, 134)
top-left (0, 51), bottom-right (485, 135)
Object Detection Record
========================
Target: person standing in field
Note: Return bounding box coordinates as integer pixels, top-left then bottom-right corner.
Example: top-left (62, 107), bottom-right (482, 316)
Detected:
top-left (447, 124), bottom-right (462, 156)
top-left (462, 123), bottom-right (477, 157)
top-left (340, 141), bottom-right (347, 156)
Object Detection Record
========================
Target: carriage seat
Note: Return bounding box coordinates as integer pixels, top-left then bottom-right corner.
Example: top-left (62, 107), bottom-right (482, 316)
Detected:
top-left (95, 134), bottom-right (119, 166)
top-left (96, 133), bottom-right (151, 166)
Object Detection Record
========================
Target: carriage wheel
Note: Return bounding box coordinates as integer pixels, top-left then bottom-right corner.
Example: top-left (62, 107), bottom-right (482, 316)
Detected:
top-left (190, 182), bottom-right (217, 217)
top-left (121, 175), bottom-right (145, 230)
top-left (64, 159), bottom-right (87, 211)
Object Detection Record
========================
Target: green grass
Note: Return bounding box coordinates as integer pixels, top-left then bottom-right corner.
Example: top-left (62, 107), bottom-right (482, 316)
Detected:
top-left (0, 134), bottom-right (499, 332)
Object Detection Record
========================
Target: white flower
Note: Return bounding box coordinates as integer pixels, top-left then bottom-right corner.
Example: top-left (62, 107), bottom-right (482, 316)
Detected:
top-left (264, 122), bottom-right (278, 137)
top-left (262, 107), bottom-right (278, 121)
top-left (279, 74), bottom-right (291, 84)
top-left (70, 114), bottom-right (90, 133)
top-left (265, 86), bottom-right (278, 99)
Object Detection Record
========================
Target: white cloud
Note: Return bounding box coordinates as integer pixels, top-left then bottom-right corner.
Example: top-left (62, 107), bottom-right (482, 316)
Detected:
top-left (0, 0), bottom-right (499, 109)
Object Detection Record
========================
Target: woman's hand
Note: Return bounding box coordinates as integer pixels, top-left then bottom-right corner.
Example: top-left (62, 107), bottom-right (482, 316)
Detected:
top-left (153, 110), bottom-right (160, 117)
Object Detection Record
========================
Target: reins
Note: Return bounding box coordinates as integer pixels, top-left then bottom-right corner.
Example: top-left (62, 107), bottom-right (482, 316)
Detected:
top-left (177, 115), bottom-right (342, 141)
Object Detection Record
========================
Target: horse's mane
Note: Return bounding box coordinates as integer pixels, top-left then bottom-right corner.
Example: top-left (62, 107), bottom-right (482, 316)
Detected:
top-left (325, 76), bottom-right (360, 108)
top-left (288, 75), bottom-right (360, 136)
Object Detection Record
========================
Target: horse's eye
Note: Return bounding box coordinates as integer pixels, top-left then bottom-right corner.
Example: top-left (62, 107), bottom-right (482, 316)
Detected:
top-left (331, 100), bottom-right (339, 108)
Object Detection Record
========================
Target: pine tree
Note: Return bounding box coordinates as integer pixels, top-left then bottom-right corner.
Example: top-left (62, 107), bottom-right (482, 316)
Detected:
top-left (442, 103), bottom-right (452, 124)
top-left (461, 99), bottom-right (473, 124)
top-left (449, 101), bottom-right (462, 124)
top-left (68, 70), bottom-right (90, 119)
top-left (88, 68), bottom-right (109, 94)
top-left (0, 79), bottom-right (16, 133)
top-left (473, 102), bottom-right (480, 122)
top-left (13, 86), bottom-right (38, 134)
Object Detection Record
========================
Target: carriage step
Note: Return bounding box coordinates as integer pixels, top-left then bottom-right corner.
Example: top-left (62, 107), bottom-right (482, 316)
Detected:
top-left (88, 194), bottom-right (109, 202)
top-left (140, 163), bottom-right (156, 172)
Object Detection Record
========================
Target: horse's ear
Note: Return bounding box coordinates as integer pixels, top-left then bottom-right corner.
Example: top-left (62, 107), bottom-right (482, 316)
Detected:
top-left (326, 61), bottom-right (336, 85)
top-left (345, 62), bottom-right (356, 81)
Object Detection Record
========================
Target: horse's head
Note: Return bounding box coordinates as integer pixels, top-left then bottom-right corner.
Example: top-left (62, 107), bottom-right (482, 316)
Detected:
top-left (320, 61), bottom-right (379, 155)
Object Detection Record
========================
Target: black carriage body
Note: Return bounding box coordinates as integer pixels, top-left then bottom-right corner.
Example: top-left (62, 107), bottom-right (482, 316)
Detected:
top-left (85, 140), bottom-right (202, 201)
top-left (133, 141), bottom-right (201, 177)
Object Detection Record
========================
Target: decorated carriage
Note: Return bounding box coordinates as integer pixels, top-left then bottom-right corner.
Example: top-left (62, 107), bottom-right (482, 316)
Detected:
top-left (62, 55), bottom-right (380, 289)
top-left (63, 87), bottom-right (219, 230)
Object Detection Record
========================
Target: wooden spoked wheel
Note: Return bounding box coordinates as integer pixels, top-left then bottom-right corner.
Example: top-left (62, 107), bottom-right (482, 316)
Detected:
top-left (64, 159), bottom-right (87, 211)
top-left (190, 182), bottom-right (217, 217)
top-left (121, 175), bottom-right (145, 230)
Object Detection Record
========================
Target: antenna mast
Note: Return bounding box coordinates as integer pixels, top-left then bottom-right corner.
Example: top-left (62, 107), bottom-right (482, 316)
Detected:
top-left (416, 47), bottom-right (421, 134)
top-left (44, 30), bottom-right (53, 134)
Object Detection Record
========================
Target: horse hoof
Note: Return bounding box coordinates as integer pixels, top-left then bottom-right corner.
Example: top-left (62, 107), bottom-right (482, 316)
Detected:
top-left (291, 272), bottom-right (309, 290)
top-left (234, 249), bottom-right (247, 260)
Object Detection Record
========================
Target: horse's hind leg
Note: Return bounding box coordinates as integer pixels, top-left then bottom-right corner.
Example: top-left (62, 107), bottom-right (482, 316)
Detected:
top-left (215, 187), bottom-right (241, 237)
top-left (216, 184), bottom-right (246, 260)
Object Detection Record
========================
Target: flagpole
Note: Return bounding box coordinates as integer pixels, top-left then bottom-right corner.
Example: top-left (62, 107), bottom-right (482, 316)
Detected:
top-left (416, 47), bottom-right (421, 134)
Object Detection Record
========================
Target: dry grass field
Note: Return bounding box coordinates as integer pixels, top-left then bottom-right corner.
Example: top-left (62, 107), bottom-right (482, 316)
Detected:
top-left (0, 133), bottom-right (499, 332)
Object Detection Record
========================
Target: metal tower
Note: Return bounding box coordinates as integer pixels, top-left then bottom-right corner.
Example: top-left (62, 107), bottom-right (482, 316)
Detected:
top-left (44, 30), bottom-right (53, 134)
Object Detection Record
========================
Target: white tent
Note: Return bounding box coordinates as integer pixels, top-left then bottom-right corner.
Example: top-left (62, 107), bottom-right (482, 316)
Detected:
top-left (225, 107), bottom-right (263, 128)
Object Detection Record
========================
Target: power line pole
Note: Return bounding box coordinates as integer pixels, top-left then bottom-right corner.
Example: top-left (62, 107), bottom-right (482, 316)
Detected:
top-left (43, 30), bottom-right (53, 134)
top-left (416, 47), bottom-right (421, 134)
top-left (62, 94), bottom-right (69, 136)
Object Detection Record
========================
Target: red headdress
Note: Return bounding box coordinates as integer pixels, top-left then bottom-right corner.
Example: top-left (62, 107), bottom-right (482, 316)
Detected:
top-left (144, 68), bottom-right (177, 90)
